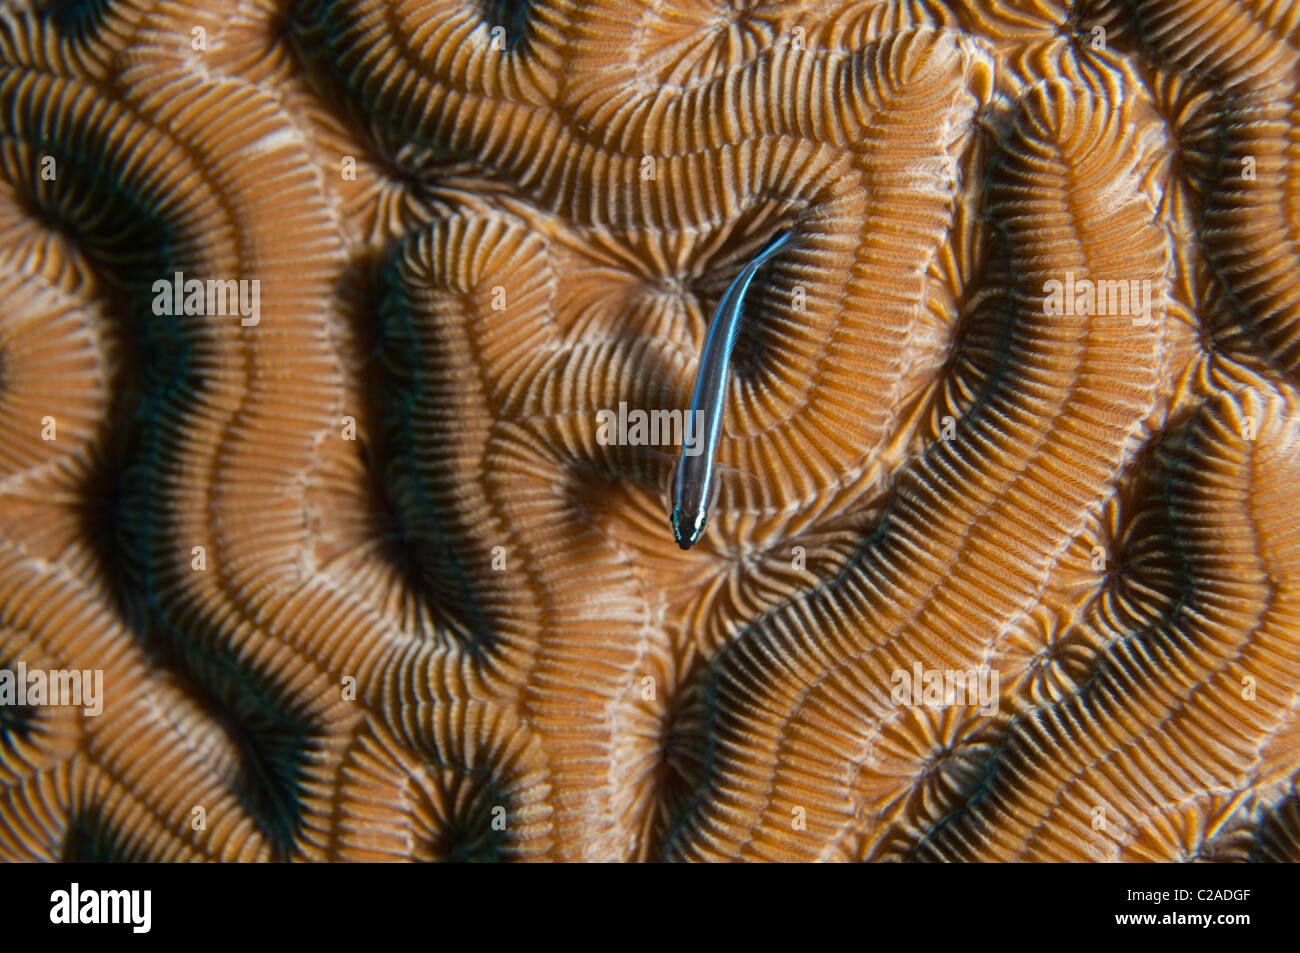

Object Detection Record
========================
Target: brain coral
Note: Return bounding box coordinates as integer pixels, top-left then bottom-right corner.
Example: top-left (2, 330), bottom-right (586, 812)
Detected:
top-left (0, 0), bottom-right (1297, 863)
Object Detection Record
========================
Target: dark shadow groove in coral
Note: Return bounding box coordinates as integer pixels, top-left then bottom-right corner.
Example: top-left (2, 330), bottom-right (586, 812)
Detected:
top-left (7, 120), bottom-right (317, 862)
top-left (373, 242), bottom-right (508, 659)
top-left (61, 807), bottom-right (135, 863)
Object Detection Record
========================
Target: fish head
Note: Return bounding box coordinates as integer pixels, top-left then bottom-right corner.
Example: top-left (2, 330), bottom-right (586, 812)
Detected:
top-left (670, 502), bottom-right (708, 549)
top-left (668, 464), bottom-right (719, 549)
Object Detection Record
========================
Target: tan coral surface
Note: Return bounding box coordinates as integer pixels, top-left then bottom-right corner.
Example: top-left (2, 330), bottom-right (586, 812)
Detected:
top-left (0, 0), bottom-right (1297, 861)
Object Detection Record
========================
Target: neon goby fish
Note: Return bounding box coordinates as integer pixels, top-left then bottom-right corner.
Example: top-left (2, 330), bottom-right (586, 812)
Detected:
top-left (670, 227), bottom-right (795, 549)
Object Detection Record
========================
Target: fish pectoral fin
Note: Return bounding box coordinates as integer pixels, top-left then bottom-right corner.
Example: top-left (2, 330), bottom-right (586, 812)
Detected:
top-left (714, 462), bottom-right (763, 489)
top-left (706, 464), bottom-right (765, 517)
top-left (626, 444), bottom-right (679, 464)
top-left (664, 457), bottom-right (680, 517)
top-left (617, 444), bottom-right (678, 486)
